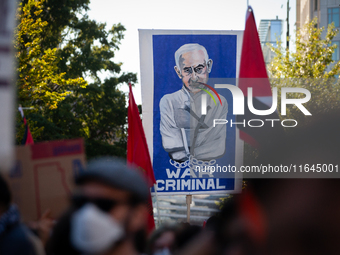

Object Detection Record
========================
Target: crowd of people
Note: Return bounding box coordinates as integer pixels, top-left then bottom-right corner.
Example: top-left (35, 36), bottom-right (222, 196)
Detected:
top-left (1, 113), bottom-right (340, 255)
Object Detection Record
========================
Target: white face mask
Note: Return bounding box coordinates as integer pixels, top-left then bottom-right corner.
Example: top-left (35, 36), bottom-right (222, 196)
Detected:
top-left (71, 203), bottom-right (124, 254)
top-left (153, 248), bottom-right (172, 255)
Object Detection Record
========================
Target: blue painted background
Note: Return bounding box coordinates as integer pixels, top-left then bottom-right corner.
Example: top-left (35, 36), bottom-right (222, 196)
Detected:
top-left (152, 34), bottom-right (238, 193)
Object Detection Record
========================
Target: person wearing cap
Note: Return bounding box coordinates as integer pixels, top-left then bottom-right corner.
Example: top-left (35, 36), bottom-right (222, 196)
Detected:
top-left (47, 157), bottom-right (149, 255)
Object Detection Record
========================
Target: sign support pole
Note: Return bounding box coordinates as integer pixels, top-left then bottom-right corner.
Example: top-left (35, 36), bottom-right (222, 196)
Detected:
top-left (153, 184), bottom-right (161, 226)
top-left (186, 195), bottom-right (192, 223)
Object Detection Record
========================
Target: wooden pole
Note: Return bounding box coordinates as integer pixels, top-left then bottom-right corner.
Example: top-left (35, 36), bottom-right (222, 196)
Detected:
top-left (153, 184), bottom-right (161, 226)
top-left (186, 195), bottom-right (192, 223)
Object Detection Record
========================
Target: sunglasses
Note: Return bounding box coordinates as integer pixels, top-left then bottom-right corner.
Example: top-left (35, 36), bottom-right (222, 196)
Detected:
top-left (71, 195), bottom-right (128, 213)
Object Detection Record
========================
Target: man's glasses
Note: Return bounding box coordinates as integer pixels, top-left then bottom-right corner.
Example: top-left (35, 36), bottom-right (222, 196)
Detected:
top-left (71, 195), bottom-right (128, 213)
top-left (182, 63), bottom-right (206, 76)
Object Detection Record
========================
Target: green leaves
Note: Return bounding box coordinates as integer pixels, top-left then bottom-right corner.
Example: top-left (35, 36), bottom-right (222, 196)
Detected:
top-left (15, 0), bottom-right (87, 111)
top-left (269, 18), bottom-right (340, 79)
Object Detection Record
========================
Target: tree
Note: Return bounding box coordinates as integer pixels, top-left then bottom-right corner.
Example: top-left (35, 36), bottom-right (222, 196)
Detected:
top-left (15, 0), bottom-right (87, 139)
top-left (16, 0), bottom-right (137, 159)
top-left (268, 18), bottom-right (340, 123)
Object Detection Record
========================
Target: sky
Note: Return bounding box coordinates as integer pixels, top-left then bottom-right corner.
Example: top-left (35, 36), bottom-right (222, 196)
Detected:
top-left (88, 0), bottom-right (296, 104)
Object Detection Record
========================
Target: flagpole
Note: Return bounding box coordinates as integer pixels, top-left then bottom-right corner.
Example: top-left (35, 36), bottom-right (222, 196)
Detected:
top-left (286, 0), bottom-right (290, 50)
top-left (153, 183), bottom-right (161, 226)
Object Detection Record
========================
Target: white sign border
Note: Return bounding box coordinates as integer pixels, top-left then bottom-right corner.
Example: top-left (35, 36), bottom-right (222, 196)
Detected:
top-left (139, 29), bottom-right (244, 195)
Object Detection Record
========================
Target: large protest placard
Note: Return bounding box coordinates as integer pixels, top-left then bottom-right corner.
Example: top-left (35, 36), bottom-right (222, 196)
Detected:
top-left (139, 30), bottom-right (243, 195)
top-left (3, 138), bottom-right (86, 222)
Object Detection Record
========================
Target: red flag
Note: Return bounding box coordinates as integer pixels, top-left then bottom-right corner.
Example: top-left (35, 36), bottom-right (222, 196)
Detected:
top-left (23, 117), bottom-right (34, 145)
top-left (127, 83), bottom-right (156, 234)
top-left (237, 6), bottom-right (283, 148)
top-left (19, 106), bottom-right (34, 145)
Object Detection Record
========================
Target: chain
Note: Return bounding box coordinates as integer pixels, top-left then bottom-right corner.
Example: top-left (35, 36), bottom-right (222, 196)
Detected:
top-left (169, 156), bottom-right (216, 171)
top-left (169, 159), bottom-right (188, 169)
